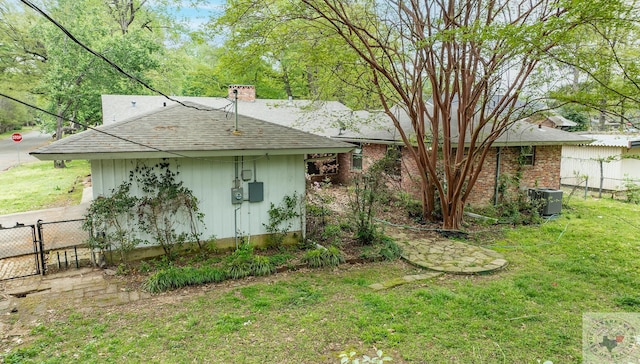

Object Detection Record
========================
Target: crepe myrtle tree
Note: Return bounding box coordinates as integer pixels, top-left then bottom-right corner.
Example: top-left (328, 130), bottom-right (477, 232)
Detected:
top-left (299, 0), bottom-right (629, 229)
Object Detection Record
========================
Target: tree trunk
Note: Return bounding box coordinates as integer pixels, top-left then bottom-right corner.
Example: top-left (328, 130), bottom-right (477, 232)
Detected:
top-left (54, 105), bottom-right (66, 169)
top-left (282, 63), bottom-right (293, 99)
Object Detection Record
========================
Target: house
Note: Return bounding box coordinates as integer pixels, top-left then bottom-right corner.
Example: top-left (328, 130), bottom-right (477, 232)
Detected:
top-left (98, 88), bottom-right (591, 207)
top-left (331, 105), bottom-right (592, 206)
top-left (101, 86), bottom-right (356, 180)
top-left (533, 114), bottom-right (577, 131)
top-left (30, 99), bottom-right (353, 256)
top-left (561, 134), bottom-right (640, 191)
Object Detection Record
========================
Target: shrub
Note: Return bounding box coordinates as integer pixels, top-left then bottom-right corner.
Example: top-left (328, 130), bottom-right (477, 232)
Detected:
top-left (250, 255), bottom-right (276, 276)
top-left (263, 193), bottom-right (302, 248)
top-left (144, 265), bottom-right (227, 293)
top-left (321, 224), bottom-right (343, 245)
top-left (378, 238), bottom-right (402, 261)
top-left (302, 246), bottom-right (345, 268)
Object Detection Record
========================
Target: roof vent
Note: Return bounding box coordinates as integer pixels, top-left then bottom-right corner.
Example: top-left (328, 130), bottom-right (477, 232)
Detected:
top-left (131, 101), bottom-right (136, 107)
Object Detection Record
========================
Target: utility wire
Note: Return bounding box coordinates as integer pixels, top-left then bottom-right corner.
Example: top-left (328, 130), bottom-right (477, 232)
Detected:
top-left (1, 92), bottom-right (188, 157)
top-left (18, 0), bottom-right (228, 112)
top-left (1, 92), bottom-right (268, 164)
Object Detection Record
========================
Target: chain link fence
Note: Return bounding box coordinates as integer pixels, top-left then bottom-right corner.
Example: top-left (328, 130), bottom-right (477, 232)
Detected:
top-left (0, 219), bottom-right (92, 280)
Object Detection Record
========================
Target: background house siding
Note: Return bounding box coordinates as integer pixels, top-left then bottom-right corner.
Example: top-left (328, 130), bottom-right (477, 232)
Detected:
top-left (561, 145), bottom-right (627, 190)
top-left (91, 155), bottom-right (306, 245)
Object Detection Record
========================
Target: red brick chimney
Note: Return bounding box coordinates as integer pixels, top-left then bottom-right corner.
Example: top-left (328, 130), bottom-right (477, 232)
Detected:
top-left (228, 85), bottom-right (256, 102)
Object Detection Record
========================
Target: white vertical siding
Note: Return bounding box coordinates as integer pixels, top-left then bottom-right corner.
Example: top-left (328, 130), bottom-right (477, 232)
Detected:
top-left (90, 155), bottom-right (306, 241)
top-left (561, 145), bottom-right (632, 190)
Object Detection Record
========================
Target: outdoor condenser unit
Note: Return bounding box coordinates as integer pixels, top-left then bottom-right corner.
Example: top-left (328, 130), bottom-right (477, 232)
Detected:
top-left (528, 188), bottom-right (563, 216)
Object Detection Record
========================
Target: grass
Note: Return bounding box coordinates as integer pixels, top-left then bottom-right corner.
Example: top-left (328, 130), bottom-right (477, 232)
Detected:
top-left (0, 160), bottom-right (90, 215)
top-left (0, 126), bottom-right (34, 140)
top-left (2, 197), bottom-right (640, 363)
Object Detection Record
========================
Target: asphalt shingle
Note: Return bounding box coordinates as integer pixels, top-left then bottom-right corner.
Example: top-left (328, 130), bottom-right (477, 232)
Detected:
top-left (31, 102), bottom-right (354, 160)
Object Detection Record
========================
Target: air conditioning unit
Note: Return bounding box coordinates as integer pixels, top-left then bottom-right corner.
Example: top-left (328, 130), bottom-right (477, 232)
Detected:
top-left (528, 188), bottom-right (563, 216)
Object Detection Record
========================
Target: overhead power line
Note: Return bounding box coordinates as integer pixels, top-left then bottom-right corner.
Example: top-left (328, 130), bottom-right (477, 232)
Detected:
top-left (0, 92), bottom-right (189, 157)
top-left (18, 0), bottom-right (228, 112)
top-left (0, 92), bottom-right (266, 165)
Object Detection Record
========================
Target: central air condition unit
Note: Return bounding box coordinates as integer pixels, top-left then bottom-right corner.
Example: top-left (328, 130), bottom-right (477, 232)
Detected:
top-left (528, 188), bottom-right (563, 216)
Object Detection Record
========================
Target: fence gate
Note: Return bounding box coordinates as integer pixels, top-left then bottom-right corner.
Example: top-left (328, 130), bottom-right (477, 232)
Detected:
top-left (0, 224), bottom-right (43, 281)
top-left (36, 219), bottom-right (91, 274)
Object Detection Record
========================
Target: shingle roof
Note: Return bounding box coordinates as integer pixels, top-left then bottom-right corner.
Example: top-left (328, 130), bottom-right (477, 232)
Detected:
top-left (101, 95), bottom-right (354, 137)
top-left (31, 102), bottom-right (354, 160)
top-left (332, 105), bottom-right (592, 147)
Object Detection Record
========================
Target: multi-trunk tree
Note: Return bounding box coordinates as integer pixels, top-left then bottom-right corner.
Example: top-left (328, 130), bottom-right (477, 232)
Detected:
top-left (299, 0), bottom-right (631, 229)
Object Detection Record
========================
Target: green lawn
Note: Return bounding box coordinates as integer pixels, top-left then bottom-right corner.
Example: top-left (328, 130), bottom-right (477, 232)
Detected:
top-left (2, 197), bottom-right (639, 363)
top-left (0, 160), bottom-right (90, 215)
top-left (0, 126), bottom-right (35, 140)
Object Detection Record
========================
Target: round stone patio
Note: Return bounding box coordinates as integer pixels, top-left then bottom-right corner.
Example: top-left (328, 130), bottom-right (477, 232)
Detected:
top-left (390, 231), bottom-right (508, 274)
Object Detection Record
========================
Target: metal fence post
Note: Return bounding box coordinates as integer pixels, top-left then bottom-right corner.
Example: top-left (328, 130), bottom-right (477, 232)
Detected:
top-left (36, 219), bottom-right (46, 275)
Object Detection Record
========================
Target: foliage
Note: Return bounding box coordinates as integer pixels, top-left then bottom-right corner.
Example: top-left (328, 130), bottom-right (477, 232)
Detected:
top-left (348, 154), bottom-right (395, 245)
top-left (224, 244), bottom-right (255, 279)
top-left (377, 238), bottom-right (402, 261)
top-left (208, 0), bottom-right (377, 108)
top-left (561, 108), bottom-right (590, 132)
top-left (144, 265), bottom-right (227, 293)
top-left (545, 3), bottom-right (640, 131)
top-left (250, 255), bottom-right (276, 277)
top-left (263, 193), bottom-right (302, 248)
top-left (301, 246), bottom-right (345, 268)
top-left (339, 349), bottom-right (393, 364)
top-left (83, 181), bottom-right (140, 263)
top-left (298, 0), bottom-right (631, 230)
top-left (6, 198), bottom-right (640, 362)
top-left (305, 179), bottom-right (335, 244)
top-left (491, 173), bottom-right (544, 225)
top-left (0, 98), bottom-right (30, 133)
top-left (622, 176), bottom-right (640, 204)
top-left (130, 162), bottom-right (205, 258)
top-left (359, 237), bottom-right (402, 262)
top-left (225, 244), bottom-right (276, 279)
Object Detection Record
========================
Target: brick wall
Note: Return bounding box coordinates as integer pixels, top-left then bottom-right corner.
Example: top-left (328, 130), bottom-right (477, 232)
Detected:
top-left (466, 145), bottom-right (561, 205)
top-left (331, 143), bottom-right (561, 207)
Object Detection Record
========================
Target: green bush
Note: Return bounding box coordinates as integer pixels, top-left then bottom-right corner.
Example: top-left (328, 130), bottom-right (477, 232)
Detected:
top-left (302, 246), bottom-right (345, 268)
top-left (321, 224), bottom-right (343, 245)
top-left (358, 237), bottom-right (402, 261)
top-left (378, 238), bottom-right (402, 261)
top-left (250, 255), bottom-right (276, 276)
top-left (144, 266), bottom-right (227, 293)
top-left (224, 244), bottom-right (277, 279)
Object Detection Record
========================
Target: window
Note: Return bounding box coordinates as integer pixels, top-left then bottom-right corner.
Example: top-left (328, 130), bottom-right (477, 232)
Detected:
top-left (519, 146), bottom-right (535, 166)
top-left (351, 145), bottom-right (363, 170)
top-left (385, 145), bottom-right (402, 176)
top-left (306, 153), bottom-right (338, 176)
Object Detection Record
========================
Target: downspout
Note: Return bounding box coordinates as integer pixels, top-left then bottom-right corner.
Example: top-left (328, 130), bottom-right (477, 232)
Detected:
top-left (494, 147), bottom-right (502, 206)
top-left (234, 156), bottom-right (240, 248)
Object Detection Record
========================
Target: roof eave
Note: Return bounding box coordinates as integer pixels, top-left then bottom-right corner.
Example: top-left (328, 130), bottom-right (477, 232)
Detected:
top-left (30, 146), bottom-right (354, 161)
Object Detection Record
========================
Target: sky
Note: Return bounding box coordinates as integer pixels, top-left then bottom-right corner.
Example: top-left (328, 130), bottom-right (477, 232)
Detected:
top-left (167, 0), bottom-right (226, 30)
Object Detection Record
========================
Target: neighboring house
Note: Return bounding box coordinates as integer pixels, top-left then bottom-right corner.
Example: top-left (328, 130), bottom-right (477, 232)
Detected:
top-left (331, 105), bottom-right (591, 206)
top-left (561, 134), bottom-right (640, 191)
top-left (534, 114), bottom-right (577, 131)
top-left (30, 100), bottom-right (353, 255)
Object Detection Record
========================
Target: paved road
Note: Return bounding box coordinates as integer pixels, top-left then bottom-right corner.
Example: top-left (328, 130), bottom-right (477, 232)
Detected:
top-left (0, 130), bottom-right (52, 171)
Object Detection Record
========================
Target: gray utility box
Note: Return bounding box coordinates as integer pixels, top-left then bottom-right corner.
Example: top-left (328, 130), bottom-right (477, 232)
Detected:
top-left (528, 188), bottom-right (563, 216)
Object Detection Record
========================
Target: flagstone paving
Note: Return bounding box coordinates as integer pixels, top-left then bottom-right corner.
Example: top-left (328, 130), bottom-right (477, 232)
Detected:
top-left (390, 230), bottom-right (508, 274)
